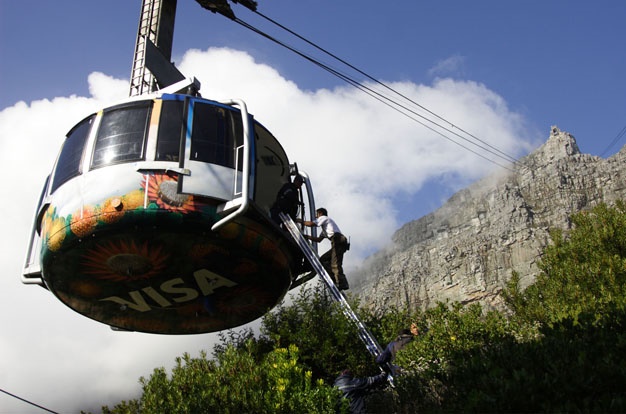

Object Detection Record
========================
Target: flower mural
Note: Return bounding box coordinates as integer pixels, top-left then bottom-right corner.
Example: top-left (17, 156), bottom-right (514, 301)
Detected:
top-left (99, 197), bottom-right (125, 224)
top-left (81, 238), bottom-right (170, 282)
top-left (36, 168), bottom-right (295, 333)
top-left (145, 172), bottom-right (199, 212)
top-left (47, 218), bottom-right (67, 252)
top-left (70, 205), bottom-right (98, 237)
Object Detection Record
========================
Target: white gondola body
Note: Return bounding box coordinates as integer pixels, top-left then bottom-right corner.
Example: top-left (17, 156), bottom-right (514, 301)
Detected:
top-left (23, 92), bottom-right (308, 334)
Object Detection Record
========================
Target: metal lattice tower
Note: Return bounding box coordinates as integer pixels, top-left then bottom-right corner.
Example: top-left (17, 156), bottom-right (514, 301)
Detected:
top-left (129, 0), bottom-right (178, 97)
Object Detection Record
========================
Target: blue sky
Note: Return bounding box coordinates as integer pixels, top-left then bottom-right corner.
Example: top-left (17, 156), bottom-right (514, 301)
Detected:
top-left (2, 1), bottom-right (625, 157)
top-left (1, 1), bottom-right (625, 412)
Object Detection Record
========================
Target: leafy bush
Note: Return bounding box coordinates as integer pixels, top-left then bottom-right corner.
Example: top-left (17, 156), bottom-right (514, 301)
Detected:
top-left (504, 200), bottom-right (626, 327)
top-left (394, 202), bottom-right (626, 412)
top-left (102, 343), bottom-right (340, 414)
top-left (259, 283), bottom-right (381, 381)
top-left (96, 201), bottom-right (626, 413)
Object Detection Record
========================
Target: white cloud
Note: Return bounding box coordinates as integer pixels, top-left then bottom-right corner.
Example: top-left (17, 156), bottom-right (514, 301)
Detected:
top-left (177, 47), bottom-right (534, 262)
top-left (428, 54), bottom-right (466, 78)
top-left (0, 46), bottom-right (534, 412)
top-left (88, 71), bottom-right (129, 103)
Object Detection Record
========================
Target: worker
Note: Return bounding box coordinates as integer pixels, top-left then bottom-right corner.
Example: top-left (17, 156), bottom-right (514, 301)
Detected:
top-left (333, 369), bottom-right (388, 414)
top-left (270, 174), bottom-right (304, 225)
top-left (298, 207), bottom-right (350, 290)
top-left (376, 322), bottom-right (420, 366)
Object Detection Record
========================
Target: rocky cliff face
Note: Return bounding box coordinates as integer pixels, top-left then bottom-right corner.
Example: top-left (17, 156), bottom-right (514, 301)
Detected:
top-left (354, 126), bottom-right (626, 313)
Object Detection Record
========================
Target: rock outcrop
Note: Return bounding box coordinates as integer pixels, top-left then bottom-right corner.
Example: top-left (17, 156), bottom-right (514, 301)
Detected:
top-left (354, 126), bottom-right (626, 313)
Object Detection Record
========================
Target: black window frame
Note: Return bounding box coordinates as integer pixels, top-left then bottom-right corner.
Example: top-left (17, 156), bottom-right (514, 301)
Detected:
top-left (90, 100), bottom-right (152, 169)
top-left (190, 102), bottom-right (244, 171)
top-left (50, 115), bottom-right (94, 193)
top-left (155, 99), bottom-right (185, 162)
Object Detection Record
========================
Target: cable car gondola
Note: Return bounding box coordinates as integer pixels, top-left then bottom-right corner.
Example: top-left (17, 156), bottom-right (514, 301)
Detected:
top-left (22, 0), bottom-right (316, 334)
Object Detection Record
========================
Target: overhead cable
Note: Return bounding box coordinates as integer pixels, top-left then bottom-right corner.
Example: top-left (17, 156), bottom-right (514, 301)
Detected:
top-left (252, 9), bottom-right (519, 166)
top-left (232, 16), bottom-right (517, 170)
top-left (600, 124), bottom-right (626, 157)
top-left (0, 388), bottom-right (59, 414)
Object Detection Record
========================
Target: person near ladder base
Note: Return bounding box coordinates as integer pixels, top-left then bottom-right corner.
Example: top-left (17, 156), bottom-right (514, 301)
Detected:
top-left (298, 208), bottom-right (350, 290)
top-left (376, 322), bottom-right (423, 375)
top-left (376, 323), bottom-right (419, 364)
top-left (333, 369), bottom-right (388, 414)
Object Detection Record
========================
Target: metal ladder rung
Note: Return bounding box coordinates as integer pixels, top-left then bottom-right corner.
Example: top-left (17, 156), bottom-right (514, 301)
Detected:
top-left (130, 0), bottom-right (163, 96)
top-left (279, 213), bottom-right (395, 380)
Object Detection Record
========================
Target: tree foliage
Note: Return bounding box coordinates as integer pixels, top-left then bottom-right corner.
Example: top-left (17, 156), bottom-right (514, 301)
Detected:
top-left (101, 343), bottom-right (339, 414)
top-left (504, 200), bottom-right (626, 327)
top-left (95, 201), bottom-right (626, 413)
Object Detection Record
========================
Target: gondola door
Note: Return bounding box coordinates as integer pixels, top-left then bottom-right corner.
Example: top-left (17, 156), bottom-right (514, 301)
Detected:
top-left (179, 98), bottom-right (253, 206)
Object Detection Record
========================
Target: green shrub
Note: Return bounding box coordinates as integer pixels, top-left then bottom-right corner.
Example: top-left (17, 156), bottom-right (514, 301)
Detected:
top-left (96, 201), bottom-right (626, 413)
top-left (102, 343), bottom-right (340, 414)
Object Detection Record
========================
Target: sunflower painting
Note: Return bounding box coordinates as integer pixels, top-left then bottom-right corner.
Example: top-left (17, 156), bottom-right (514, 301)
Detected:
top-left (36, 168), bottom-right (298, 333)
top-left (42, 207), bottom-right (68, 252)
top-left (145, 172), bottom-right (199, 212)
top-left (81, 238), bottom-right (169, 282)
top-left (70, 205), bottom-right (98, 237)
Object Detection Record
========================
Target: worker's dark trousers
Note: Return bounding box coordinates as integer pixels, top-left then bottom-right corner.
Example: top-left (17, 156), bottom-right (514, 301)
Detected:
top-left (320, 233), bottom-right (349, 289)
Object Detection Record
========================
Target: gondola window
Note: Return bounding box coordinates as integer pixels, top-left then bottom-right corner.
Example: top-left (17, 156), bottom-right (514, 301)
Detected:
top-left (51, 115), bottom-right (94, 193)
top-left (156, 100), bottom-right (184, 162)
top-left (191, 103), bottom-right (243, 170)
top-left (91, 102), bottom-right (151, 168)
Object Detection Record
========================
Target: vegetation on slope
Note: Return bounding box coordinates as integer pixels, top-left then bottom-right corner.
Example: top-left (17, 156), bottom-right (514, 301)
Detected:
top-left (95, 201), bottom-right (626, 413)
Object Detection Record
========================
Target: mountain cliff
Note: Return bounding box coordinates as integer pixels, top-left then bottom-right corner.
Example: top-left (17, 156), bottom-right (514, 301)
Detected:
top-left (354, 126), bottom-right (626, 312)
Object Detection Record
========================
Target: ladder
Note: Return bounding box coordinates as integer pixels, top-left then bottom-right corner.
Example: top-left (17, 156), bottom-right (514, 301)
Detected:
top-left (129, 0), bottom-right (178, 96)
top-left (279, 213), bottom-right (395, 382)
